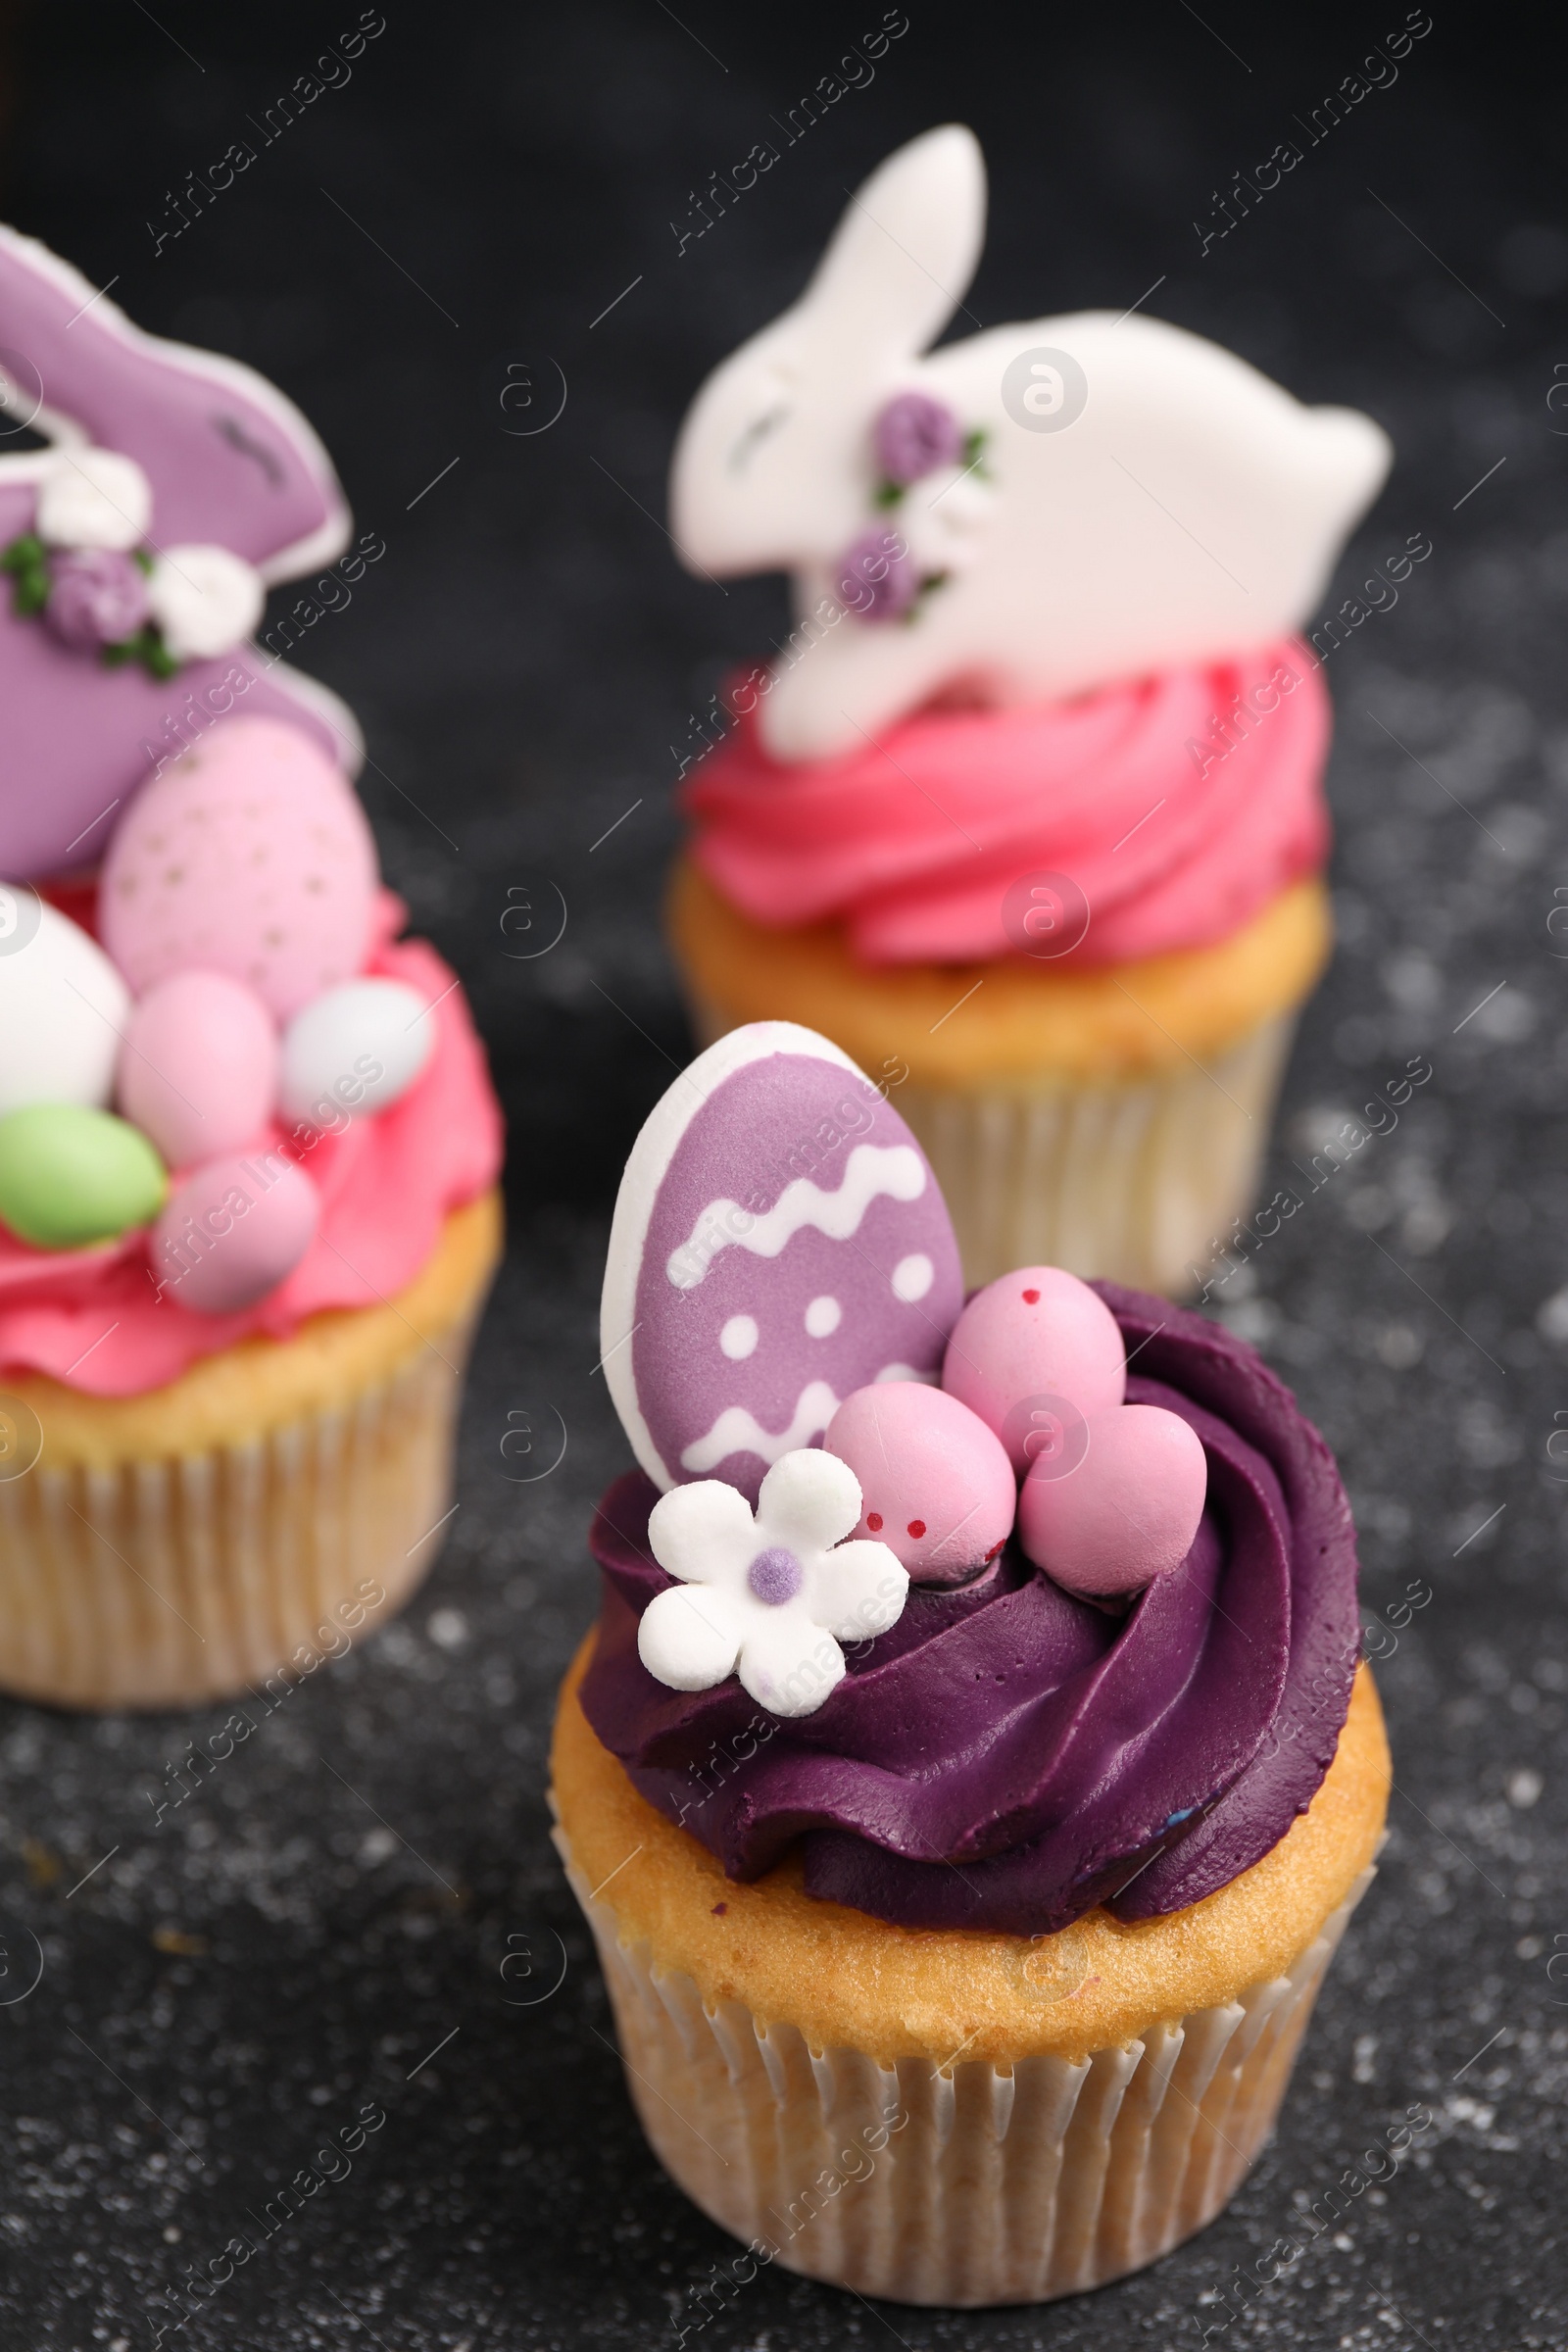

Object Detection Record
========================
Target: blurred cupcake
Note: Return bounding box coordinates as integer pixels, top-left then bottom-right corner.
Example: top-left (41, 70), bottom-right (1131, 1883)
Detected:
top-left (0, 230), bottom-right (501, 1707)
top-left (663, 125), bottom-right (1390, 1293)
top-left (552, 1018), bottom-right (1389, 2308)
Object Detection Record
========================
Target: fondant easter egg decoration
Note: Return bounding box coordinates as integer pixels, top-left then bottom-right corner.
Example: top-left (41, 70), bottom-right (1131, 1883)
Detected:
top-left (826, 1382), bottom-right (1013, 1585)
top-left (117, 970), bottom-right (277, 1168)
top-left (100, 717), bottom-right (378, 1020)
top-left (0, 1104), bottom-right (166, 1249)
top-left (602, 1021), bottom-right (963, 1504)
top-left (151, 1151), bottom-right (319, 1314)
top-left (0, 896), bottom-right (129, 1115)
top-left (943, 1265), bottom-right (1127, 1474)
top-left (1017, 1402), bottom-right (1208, 1597)
top-left (278, 978), bottom-right (433, 1129)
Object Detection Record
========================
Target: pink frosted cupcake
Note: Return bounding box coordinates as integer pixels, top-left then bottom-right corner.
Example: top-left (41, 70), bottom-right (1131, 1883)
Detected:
top-left (0, 226), bottom-right (501, 1707)
top-left (664, 124), bottom-right (1394, 1293)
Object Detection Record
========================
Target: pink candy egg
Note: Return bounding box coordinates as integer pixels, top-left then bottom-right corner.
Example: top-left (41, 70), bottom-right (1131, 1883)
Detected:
top-left (942, 1265), bottom-right (1126, 1474)
top-left (826, 1381), bottom-right (1014, 1586)
top-left (100, 717), bottom-right (378, 1019)
top-left (1017, 1404), bottom-right (1207, 1597)
top-left (151, 1149), bottom-right (318, 1314)
top-left (117, 970), bottom-right (278, 1169)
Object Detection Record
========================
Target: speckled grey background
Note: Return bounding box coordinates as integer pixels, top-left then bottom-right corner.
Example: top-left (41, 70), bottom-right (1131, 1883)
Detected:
top-left (0, 4), bottom-right (1564, 2345)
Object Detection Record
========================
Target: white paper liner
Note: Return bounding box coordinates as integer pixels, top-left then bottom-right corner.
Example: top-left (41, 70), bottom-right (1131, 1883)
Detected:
top-left (688, 994), bottom-right (1296, 1297)
top-left (556, 1815), bottom-right (1372, 2309)
top-left (0, 1312), bottom-right (481, 1710)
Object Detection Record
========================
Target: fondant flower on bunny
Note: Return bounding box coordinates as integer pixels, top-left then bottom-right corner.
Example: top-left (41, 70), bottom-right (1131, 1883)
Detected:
top-left (5, 458), bottom-right (267, 679)
top-left (34, 448), bottom-right (153, 551)
top-left (44, 548), bottom-right (151, 650)
top-left (639, 1448), bottom-right (908, 1718)
top-left (0, 220), bottom-right (361, 879)
top-left (144, 543), bottom-right (265, 662)
top-left (831, 391), bottom-right (994, 627)
top-left (873, 389), bottom-right (965, 485)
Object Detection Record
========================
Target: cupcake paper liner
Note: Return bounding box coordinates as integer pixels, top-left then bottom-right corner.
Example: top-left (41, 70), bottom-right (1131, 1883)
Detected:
top-left (899, 1011), bottom-right (1298, 1295)
top-left (0, 1309), bottom-right (483, 1710)
top-left (556, 1815), bottom-right (1372, 2309)
top-left (690, 992), bottom-right (1296, 1296)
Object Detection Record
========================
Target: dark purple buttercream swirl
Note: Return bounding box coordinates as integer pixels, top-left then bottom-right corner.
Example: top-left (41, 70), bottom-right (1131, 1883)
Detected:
top-left (578, 1286), bottom-right (1360, 1934)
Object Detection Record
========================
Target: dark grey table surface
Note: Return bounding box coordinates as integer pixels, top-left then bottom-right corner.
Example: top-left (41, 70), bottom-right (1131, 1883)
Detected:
top-left (1, 4), bottom-right (1564, 2345)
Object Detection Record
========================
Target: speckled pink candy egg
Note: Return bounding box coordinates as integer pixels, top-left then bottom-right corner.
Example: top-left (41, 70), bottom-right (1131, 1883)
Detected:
top-left (942, 1265), bottom-right (1127, 1474)
top-left (100, 717), bottom-right (377, 1020)
top-left (826, 1382), bottom-right (1014, 1585)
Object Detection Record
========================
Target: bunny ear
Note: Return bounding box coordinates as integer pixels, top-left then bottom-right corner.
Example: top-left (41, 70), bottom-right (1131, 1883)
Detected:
top-left (0, 224), bottom-right (350, 580)
top-left (797, 124), bottom-right (986, 361)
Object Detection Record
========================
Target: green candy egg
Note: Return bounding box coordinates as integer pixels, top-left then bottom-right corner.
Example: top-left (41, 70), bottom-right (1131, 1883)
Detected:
top-left (0, 1105), bottom-right (168, 1250)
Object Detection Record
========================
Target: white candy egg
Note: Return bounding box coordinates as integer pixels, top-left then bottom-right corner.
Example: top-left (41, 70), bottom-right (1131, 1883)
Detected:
top-left (0, 891), bottom-right (129, 1115)
top-left (278, 979), bottom-right (433, 1131)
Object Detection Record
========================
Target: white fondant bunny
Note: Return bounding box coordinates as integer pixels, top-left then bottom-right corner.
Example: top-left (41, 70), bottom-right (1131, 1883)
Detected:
top-left (670, 125), bottom-right (1393, 761)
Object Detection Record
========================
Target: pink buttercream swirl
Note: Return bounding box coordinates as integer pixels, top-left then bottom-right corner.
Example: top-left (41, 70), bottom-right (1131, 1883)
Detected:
top-left (683, 641), bottom-right (1330, 966)
top-left (0, 896), bottom-right (502, 1397)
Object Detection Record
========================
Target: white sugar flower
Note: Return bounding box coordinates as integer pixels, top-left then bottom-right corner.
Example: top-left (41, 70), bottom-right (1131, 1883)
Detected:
top-left (145, 544), bottom-right (265, 661)
top-left (34, 448), bottom-right (153, 551)
top-left (640, 1449), bottom-right (908, 1719)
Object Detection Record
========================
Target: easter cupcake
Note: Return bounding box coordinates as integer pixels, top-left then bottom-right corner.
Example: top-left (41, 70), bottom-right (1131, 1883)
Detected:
top-left (552, 1020), bottom-right (1389, 2308)
top-left (664, 126), bottom-right (1393, 1295)
top-left (0, 230), bottom-right (501, 1709)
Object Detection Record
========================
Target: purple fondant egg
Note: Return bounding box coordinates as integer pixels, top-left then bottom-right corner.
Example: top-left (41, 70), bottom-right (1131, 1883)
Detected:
top-left (942, 1264), bottom-right (1126, 1474)
top-left (602, 1022), bottom-right (963, 1503)
top-left (826, 1382), bottom-right (1013, 1585)
top-left (152, 1149), bottom-right (318, 1314)
top-left (117, 969), bottom-right (277, 1168)
top-left (1017, 1402), bottom-right (1207, 1596)
top-left (100, 717), bottom-right (378, 1020)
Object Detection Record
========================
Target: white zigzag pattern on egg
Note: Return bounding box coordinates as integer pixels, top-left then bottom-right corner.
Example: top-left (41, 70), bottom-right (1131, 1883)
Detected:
top-left (665, 1143), bottom-right (925, 1289)
top-left (678, 1364), bottom-right (937, 1473)
top-left (679, 1381), bottom-right (842, 1473)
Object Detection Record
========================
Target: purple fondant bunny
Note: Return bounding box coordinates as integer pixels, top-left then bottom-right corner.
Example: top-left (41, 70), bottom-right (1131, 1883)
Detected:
top-left (0, 224), bottom-right (361, 877)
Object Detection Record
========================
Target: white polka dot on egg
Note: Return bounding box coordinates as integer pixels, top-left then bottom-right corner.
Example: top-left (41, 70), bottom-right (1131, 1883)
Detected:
top-left (892, 1252), bottom-right (935, 1303)
top-left (805, 1295), bottom-right (842, 1339)
top-left (720, 1314), bottom-right (760, 1360)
